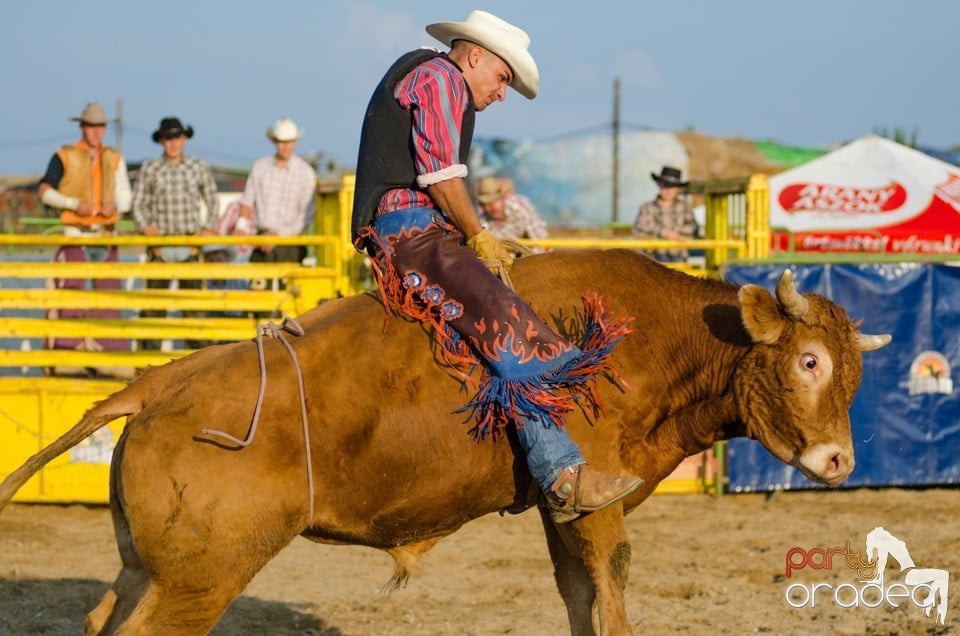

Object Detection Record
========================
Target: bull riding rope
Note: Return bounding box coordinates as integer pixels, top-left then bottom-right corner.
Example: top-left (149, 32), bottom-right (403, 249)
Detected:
top-left (200, 317), bottom-right (315, 520)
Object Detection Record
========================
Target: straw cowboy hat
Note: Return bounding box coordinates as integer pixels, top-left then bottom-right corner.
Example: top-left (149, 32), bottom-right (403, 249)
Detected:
top-left (152, 117), bottom-right (194, 143)
top-left (475, 176), bottom-right (510, 204)
top-left (426, 10), bottom-right (539, 99)
top-left (651, 166), bottom-right (689, 188)
top-left (266, 117), bottom-right (303, 143)
top-left (70, 102), bottom-right (108, 126)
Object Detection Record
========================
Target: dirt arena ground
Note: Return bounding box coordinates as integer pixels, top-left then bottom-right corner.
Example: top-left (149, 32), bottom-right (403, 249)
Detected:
top-left (1, 487), bottom-right (957, 635)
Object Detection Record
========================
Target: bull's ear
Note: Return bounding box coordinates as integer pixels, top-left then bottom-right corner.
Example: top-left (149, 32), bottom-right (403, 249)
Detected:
top-left (739, 284), bottom-right (785, 344)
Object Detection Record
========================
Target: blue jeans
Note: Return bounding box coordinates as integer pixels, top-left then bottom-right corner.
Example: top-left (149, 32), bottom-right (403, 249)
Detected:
top-left (515, 416), bottom-right (585, 492)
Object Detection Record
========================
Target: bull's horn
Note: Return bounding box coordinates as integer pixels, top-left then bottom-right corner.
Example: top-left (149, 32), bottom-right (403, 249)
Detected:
top-left (776, 269), bottom-right (809, 320)
top-left (857, 333), bottom-right (892, 352)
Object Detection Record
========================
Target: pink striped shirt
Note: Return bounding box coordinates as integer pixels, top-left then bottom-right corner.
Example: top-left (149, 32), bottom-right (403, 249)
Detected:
top-left (377, 56), bottom-right (470, 215)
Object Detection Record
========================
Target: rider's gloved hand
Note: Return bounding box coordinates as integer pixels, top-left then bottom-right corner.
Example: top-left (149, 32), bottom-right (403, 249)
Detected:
top-left (466, 228), bottom-right (518, 289)
top-left (467, 228), bottom-right (515, 272)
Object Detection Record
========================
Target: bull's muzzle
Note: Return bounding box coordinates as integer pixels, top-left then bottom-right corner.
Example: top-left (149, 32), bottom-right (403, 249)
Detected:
top-left (798, 443), bottom-right (854, 486)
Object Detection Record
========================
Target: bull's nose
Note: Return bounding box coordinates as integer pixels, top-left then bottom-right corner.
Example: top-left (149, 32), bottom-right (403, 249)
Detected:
top-left (821, 450), bottom-right (853, 484)
top-left (799, 443), bottom-right (853, 485)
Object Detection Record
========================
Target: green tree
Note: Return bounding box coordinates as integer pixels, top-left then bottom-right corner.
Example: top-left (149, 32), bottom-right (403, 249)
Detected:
top-left (872, 126), bottom-right (918, 148)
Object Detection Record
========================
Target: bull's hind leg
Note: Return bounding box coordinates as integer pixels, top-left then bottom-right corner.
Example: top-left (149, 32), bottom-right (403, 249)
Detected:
top-left (86, 485), bottom-right (160, 634)
top-left (113, 581), bottom-right (245, 635)
top-left (106, 523), bottom-right (299, 635)
top-left (96, 538), bottom-right (297, 634)
top-left (87, 444), bottom-right (153, 635)
top-left (92, 436), bottom-right (304, 633)
top-left (86, 587), bottom-right (117, 635)
top-left (85, 565), bottom-right (150, 635)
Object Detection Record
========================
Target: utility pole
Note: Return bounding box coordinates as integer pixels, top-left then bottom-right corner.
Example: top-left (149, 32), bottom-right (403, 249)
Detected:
top-left (612, 78), bottom-right (621, 224)
top-left (114, 98), bottom-right (124, 153)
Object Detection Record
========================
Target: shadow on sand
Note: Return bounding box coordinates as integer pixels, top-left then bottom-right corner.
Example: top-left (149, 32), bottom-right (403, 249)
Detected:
top-left (0, 578), bottom-right (340, 635)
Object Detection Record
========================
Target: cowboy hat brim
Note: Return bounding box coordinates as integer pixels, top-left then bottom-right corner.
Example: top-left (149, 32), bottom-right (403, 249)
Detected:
top-left (69, 103), bottom-right (108, 126)
top-left (475, 176), bottom-right (509, 204)
top-left (152, 125), bottom-right (194, 143)
top-left (265, 125), bottom-right (303, 143)
top-left (426, 11), bottom-right (539, 99)
top-left (266, 131), bottom-right (302, 142)
top-left (651, 172), bottom-right (689, 187)
top-left (476, 191), bottom-right (505, 204)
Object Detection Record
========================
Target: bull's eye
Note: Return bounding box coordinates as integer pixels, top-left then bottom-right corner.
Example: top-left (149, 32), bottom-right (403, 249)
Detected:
top-left (801, 353), bottom-right (818, 370)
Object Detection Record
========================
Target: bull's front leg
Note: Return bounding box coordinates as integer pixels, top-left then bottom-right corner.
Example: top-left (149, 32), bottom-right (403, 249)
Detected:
top-left (539, 506), bottom-right (595, 634)
top-left (538, 505), bottom-right (633, 635)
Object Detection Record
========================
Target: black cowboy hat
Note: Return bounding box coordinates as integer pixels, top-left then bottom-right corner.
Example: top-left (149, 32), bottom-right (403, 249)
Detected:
top-left (651, 166), bottom-right (689, 187)
top-left (152, 117), bottom-right (195, 143)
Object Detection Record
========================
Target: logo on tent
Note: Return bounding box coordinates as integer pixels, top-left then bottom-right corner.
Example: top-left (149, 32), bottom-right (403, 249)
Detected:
top-left (778, 181), bottom-right (907, 215)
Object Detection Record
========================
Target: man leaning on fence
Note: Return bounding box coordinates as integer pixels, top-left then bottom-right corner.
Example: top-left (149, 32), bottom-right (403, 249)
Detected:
top-left (632, 166), bottom-right (698, 263)
top-left (38, 102), bottom-right (133, 376)
top-left (131, 116), bottom-right (218, 350)
top-left (237, 117), bottom-right (316, 308)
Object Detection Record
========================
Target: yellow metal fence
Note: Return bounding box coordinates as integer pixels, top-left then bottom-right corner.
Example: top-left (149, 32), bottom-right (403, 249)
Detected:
top-left (0, 230), bottom-right (358, 503)
top-left (1, 234), bottom-right (349, 370)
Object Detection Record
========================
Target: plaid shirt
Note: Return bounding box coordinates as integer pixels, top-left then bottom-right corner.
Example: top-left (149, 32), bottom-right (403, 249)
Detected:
top-left (480, 193), bottom-right (549, 241)
top-left (377, 55), bottom-right (470, 215)
top-left (132, 155), bottom-right (218, 235)
top-left (632, 196), bottom-right (698, 260)
top-left (240, 155), bottom-right (316, 236)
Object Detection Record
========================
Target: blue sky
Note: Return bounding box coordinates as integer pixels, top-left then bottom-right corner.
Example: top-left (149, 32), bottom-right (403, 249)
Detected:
top-left (2, 0), bottom-right (956, 176)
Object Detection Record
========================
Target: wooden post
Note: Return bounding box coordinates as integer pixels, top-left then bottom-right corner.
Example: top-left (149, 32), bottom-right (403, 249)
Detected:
top-left (114, 98), bottom-right (124, 153)
top-left (612, 78), bottom-right (620, 224)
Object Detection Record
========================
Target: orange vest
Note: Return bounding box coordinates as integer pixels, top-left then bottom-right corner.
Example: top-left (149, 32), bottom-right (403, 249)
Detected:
top-left (56, 142), bottom-right (121, 226)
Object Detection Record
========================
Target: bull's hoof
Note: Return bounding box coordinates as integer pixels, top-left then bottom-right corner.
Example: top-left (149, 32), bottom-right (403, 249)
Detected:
top-left (546, 464), bottom-right (644, 524)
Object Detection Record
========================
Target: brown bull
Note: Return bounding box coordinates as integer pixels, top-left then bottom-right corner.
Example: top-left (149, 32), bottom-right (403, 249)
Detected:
top-left (0, 249), bottom-right (890, 635)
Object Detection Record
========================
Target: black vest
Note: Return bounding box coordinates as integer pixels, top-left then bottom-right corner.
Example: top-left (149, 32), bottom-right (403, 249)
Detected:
top-left (351, 49), bottom-right (476, 248)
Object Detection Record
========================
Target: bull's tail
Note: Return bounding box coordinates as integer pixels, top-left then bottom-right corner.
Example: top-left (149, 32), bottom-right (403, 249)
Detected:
top-left (0, 390), bottom-right (142, 514)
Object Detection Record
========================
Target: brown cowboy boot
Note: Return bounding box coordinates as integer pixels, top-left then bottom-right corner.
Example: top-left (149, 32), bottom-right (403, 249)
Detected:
top-left (546, 464), bottom-right (644, 524)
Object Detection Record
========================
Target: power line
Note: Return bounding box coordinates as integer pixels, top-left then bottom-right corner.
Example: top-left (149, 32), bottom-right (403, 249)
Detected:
top-left (0, 133), bottom-right (74, 150)
top-left (533, 122), bottom-right (611, 143)
top-left (531, 121), bottom-right (659, 145)
top-left (621, 121), bottom-right (657, 132)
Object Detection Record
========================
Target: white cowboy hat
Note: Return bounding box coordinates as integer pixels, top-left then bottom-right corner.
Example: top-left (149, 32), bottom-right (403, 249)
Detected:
top-left (426, 10), bottom-right (539, 99)
top-left (266, 117), bottom-right (303, 142)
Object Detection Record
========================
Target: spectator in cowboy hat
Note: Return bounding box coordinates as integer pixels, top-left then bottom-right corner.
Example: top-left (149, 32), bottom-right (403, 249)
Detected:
top-left (237, 117), bottom-right (317, 295)
top-left (350, 9), bottom-right (643, 524)
top-left (37, 101), bottom-right (134, 374)
top-left (475, 175), bottom-right (548, 250)
top-left (632, 165), bottom-right (698, 262)
top-left (131, 116), bottom-right (218, 349)
top-left (150, 116), bottom-right (194, 142)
